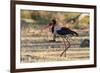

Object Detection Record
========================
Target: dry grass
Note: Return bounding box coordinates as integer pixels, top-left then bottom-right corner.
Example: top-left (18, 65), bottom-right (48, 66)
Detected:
top-left (20, 31), bottom-right (89, 63)
top-left (21, 48), bottom-right (89, 63)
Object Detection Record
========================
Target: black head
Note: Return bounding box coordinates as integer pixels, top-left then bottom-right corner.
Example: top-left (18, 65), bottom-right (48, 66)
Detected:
top-left (52, 19), bottom-right (56, 25)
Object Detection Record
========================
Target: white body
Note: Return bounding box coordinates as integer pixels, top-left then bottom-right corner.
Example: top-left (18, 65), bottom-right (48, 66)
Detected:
top-left (54, 25), bottom-right (61, 34)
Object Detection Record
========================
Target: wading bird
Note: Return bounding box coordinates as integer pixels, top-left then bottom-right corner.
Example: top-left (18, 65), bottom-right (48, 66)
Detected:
top-left (41, 19), bottom-right (78, 57)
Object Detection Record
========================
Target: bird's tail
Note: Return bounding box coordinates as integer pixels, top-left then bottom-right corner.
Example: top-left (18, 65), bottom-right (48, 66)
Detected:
top-left (71, 31), bottom-right (78, 36)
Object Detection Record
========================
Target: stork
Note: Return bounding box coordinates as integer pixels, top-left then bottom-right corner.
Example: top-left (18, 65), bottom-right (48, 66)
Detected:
top-left (42, 19), bottom-right (78, 57)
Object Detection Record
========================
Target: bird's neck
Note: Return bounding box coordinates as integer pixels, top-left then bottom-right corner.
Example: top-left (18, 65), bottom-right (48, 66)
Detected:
top-left (51, 25), bottom-right (55, 33)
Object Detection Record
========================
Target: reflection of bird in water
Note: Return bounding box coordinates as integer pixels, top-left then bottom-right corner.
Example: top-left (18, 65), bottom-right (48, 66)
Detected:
top-left (42, 19), bottom-right (78, 57)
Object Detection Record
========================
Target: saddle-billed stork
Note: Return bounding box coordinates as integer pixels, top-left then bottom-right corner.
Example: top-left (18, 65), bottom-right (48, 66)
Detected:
top-left (42, 19), bottom-right (78, 57)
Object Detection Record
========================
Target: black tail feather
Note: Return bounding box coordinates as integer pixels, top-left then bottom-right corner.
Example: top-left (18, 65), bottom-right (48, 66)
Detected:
top-left (72, 31), bottom-right (78, 36)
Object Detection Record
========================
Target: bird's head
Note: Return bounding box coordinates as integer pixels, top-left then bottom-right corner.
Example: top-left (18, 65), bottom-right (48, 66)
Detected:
top-left (51, 19), bottom-right (56, 25)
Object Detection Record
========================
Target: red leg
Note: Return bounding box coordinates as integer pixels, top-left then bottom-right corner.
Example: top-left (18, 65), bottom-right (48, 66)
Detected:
top-left (60, 36), bottom-right (70, 57)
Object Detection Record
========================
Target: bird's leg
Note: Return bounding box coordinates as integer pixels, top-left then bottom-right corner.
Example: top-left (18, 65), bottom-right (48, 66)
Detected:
top-left (60, 36), bottom-right (71, 57)
top-left (65, 36), bottom-right (71, 51)
top-left (64, 49), bottom-right (66, 57)
top-left (60, 36), bottom-right (67, 57)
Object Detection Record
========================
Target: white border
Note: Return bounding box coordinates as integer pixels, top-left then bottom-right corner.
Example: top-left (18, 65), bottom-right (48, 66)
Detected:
top-left (16, 4), bottom-right (94, 69)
